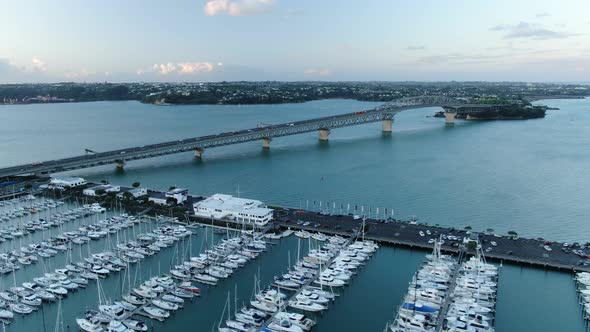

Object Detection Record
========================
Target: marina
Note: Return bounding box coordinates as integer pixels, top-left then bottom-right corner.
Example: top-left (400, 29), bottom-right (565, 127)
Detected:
top-left (0, 189), bottom-right (584, 331)
top-left (1, 98), bottom-right (589, 331)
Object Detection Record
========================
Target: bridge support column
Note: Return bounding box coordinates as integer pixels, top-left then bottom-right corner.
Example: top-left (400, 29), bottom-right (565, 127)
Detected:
top-left (318, 129), bottom-right (330, 141)
top-left (444, 112), bottom-right (457, 125)
top-left (262, 137), bottom-right (272, 149)
top-left (194, 148), bottom-right (204, 159)
top-left (115, 161), bottom-right (125, 170)
top-left (382, 119), bottom-right (393, 133)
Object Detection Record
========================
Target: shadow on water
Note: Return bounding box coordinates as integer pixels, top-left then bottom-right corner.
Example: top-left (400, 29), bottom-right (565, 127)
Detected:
top-left (192, 156), bottom-right (205, 167)
top-left (317, 140), bottom-right (330, 150)
top-left (113, 166), bottom-right (126, 177)
top-left (259, 148), bottom-right (272, 158)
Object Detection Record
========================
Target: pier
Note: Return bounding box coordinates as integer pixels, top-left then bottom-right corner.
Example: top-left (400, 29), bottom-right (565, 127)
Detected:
top-left (434, 252), bottom-right (463, 332)
top-left (260, 234), bottom-right (355, 329)
top-left (272, 207), bottom-right (590, 273)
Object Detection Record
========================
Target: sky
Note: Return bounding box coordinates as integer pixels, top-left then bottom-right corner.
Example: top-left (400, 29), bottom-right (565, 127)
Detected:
top-left (0, 0), bottom-right (589, 83)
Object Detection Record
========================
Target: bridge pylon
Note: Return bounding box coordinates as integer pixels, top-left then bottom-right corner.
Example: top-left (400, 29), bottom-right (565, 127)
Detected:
top-left (114, 160), bottom-right (125, 170)
top-left (382, 119), bottom-right (393, 132)
top-left (262, 137), bottom-right (272, 149)
top-left (444, 112), bottom-right (457, 125)
top-left (318, 128), bottom-right (330, 141)
top-left (194, 148), bottom-right (204, 159)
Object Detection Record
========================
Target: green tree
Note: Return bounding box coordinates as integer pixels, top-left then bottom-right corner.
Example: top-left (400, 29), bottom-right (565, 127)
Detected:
top-left (94, 189), bottom-right (106, 196)
top-left (507, 230), bottom-right (518, 239)
top-left (132, 182), bottom-right (140, 188)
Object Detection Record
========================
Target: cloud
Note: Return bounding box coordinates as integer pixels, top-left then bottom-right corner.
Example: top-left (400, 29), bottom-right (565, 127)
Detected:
top-left (0, 58), bottom-right (51, 83)
top-left (203, 0), bottom-right (274, 16)
top-left (535, 12), bottom-right (550, 18)
top-left (490, 21), bottom-right (575, 40)
top-left (303, 68), bottom-right (331, 76)
top-left (31, 56), bottom-right (47, 72)
top-left (137, 62), bottom-right (215, 76)
top-left (407, 45), bottom-right (425, 51)
top-left (0, 58), bottom-right (22, 74)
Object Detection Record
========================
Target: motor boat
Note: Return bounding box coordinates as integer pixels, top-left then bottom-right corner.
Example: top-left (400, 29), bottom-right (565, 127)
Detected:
top-left (152, 299), bottom-right (179, 311)
top-left (123, 294), bottom-right (146, 305)
top-left (178, 281), bottom-right (200, 294)
top-left (106, 320), bottom-right (132, 332)
top-left (268, 318), bottom-right (305, 332)
top-left (0, 308), bottom-right (13, 320)
top-left (122, 319), bottom-right (148, 332)
top-left (162, 294), bottom-right (184, 305)
top-left (115, 301), bottom-right (137, 311)
top-left (10, 302), bottom-right (34, 314)
top-left (76, 318), bottom-right (104, 332)
top-left (133, 287), bottom-right (157, 299)
top-left (99, 304), bottom-right (127, 320)
top-left (274, 312), bottom-right (315, 331)
top-left (289, 298), bottom-right (326, 312)
top-left (250, 300), bottom-right (278, 313)
top-left (142, 306), bottom-right (169, 321)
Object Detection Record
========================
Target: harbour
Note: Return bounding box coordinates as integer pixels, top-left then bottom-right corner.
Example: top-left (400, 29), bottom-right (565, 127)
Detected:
top-left (0, 98), bottom-right (589, 331)
top-left (0, 183), bottom-right (586, 332)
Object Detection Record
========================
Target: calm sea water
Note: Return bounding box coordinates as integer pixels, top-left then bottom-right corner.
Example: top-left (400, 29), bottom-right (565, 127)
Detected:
top-left (1, 98), bottom-right (589, 331)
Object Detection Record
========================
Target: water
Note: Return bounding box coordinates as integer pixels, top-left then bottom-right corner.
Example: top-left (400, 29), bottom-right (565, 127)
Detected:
top-left (1, 98), bottom-right (589, 331)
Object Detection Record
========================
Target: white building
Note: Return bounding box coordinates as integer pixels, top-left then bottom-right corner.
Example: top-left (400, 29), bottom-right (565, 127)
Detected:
top-left (193, 194), bottom-right (273, 227)
top-left (148, 192), bottom-right (168, 205)
top-left (117, 187), bottom-right (148, 199)
top-left (49, 177), bottom-right (87, 189)
top-left (165, 188), bottom-right (188, 204)
top-left (83, 184), bottom-right (120, 196)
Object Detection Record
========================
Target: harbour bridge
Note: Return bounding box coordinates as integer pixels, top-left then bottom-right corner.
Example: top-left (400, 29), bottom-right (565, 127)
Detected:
top-left (0, 96), bottom-right (503, 178)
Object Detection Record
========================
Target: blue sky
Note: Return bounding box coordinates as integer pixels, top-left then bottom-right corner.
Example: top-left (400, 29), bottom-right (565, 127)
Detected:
top-left (1, 0), bottom-right (589, 82)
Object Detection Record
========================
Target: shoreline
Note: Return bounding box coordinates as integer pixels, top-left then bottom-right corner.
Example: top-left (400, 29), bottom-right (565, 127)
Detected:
top-left (1, 95), bottom-right (587, 107)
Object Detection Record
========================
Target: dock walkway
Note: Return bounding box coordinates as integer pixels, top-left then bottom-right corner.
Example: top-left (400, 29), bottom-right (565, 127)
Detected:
top-left (260, 235), bottom-right (354, 329)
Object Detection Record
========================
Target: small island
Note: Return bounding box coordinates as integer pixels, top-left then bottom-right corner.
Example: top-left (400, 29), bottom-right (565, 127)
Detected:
top-left (433, 97), bottom-right (549, 120)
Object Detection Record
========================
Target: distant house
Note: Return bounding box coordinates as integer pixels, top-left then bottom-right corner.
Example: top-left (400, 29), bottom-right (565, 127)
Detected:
top-left (165, 188), bottom-right (188, 204)
top-left (49, 177), bottom-right (87, 190)
top-left (116, 187), bottom-right (148, 199)
top-left (83, 184), bottom-right (120, 196)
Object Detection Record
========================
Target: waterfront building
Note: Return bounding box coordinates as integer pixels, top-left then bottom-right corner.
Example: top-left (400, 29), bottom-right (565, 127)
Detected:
top-left (49, 177), bottom-right (87, 189)
top-left (116, 187), bottom-right (148, 199)
top-left (193, 193), bottom-right (273, 226)
top-left (148, 191), bottom-right (168, 205)
top-left (166, 188), bottom-right (188, 203)
top-left (83, 184), bottom-right (120, 196)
